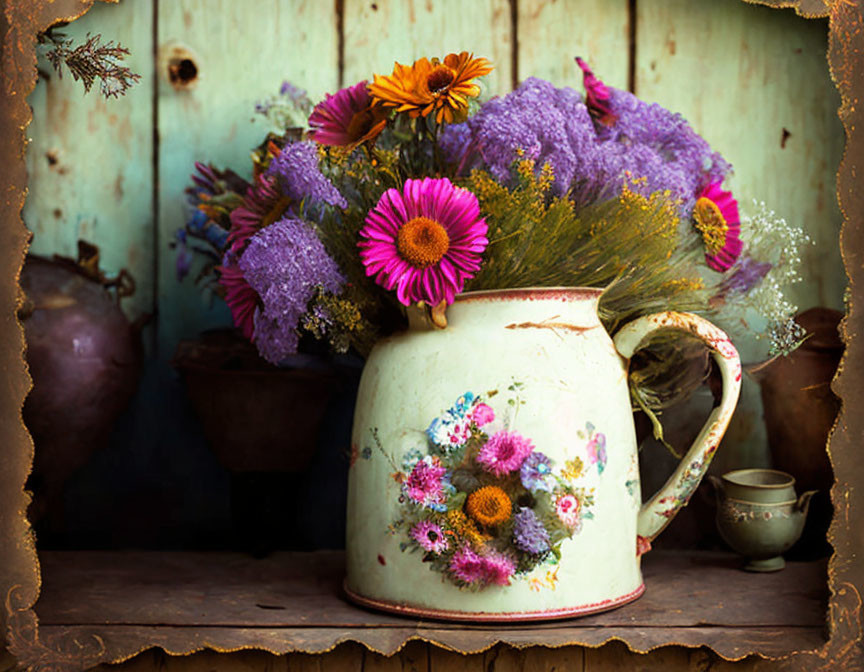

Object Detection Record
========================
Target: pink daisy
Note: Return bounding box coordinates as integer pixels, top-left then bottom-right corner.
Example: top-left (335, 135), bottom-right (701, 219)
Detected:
top-left (308, 81), bottom-right (387, 150)
top-left (477, 431), bottom-right (535, 478)
top-left (403, 456), bottom-right (448, 509)
top-left (448, 547), bottom-right (516, 586)
top-left (218, 255), bottom-right (259, 340)
top-left (481, 550), bottom-right (516, 586)
top-left (358, 178), bottom-right (489, 307)
top-left (449, 547), bottom-right (486, 585)
top-left (693, 182), bottom-right (742, 272)
top-left (410, 520), bottom-right (449, 554)
top-left (576, 57), bottom-right (617, 127)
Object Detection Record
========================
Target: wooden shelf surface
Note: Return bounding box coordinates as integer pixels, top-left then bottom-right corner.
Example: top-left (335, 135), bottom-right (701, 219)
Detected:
top-left (31, 550), bottom-right (828, 665)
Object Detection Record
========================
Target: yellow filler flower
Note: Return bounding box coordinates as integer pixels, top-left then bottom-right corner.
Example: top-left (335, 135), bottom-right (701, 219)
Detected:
top-left (369, 52), bottom-right (492, 124)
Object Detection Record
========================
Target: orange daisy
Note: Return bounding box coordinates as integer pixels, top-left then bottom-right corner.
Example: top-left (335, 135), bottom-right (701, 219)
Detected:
top-left (466, 485), bottom-right (512, 527)
top-left (369, 52), bottom-right (493, 124)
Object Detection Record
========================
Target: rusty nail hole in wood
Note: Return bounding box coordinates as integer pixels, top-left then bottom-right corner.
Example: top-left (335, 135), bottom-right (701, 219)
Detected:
top-left (52, 208), bottom-right (62, 219)
top-left (45, 151), bottom-right (58, 166)
top-left (168, 58), bottom-right (198, 88)
top-left (781, 127), bottom-right (792, 149)
top-left (371, 2), bottom-right (378, 9)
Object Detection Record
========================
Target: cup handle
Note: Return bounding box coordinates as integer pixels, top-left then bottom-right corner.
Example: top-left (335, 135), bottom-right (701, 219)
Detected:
top-left (613, 311), bottom-right (742, 556)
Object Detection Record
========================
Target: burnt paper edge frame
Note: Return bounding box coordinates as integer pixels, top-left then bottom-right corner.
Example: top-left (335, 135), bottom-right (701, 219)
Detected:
top-left (0, 0), bottom-right (861, 669)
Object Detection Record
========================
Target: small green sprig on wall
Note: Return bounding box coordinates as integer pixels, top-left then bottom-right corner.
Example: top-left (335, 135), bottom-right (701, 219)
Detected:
top-left (37, 28), bottom-right (140, 99)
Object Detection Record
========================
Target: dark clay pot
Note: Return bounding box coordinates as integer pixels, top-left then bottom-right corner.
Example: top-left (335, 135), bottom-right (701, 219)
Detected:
top-left (20, 254), bottom-right (142, 528)
top-left (173, 329), bottom-right (345, 555)
top-left (749, 307), bottom-right (843, 558)
top-left (172, 329), bottom-right (341, 473)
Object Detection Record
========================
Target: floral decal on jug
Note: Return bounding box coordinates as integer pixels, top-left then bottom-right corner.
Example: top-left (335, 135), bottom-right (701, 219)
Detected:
top-left (381, 390), bottom-right (602, 590)
top-left (581, 422), bottom-right (607, 474)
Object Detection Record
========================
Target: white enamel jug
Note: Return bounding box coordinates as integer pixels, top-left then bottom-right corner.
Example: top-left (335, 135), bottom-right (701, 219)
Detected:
top-left (345, 288), bottom-right (741, 621)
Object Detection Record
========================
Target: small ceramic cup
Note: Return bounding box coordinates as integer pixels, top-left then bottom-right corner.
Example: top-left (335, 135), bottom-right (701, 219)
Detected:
top-left (709, 469), bottom-right (816, 572)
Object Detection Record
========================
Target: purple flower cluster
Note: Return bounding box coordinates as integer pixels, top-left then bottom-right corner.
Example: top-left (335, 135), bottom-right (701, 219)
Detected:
top-left (280, 80), bottom-right (308, 103)
top-left (512, 508), bottom-right (550, 555)
top-left (520, 451), bottom-right (552, 492)
top-left (442, 76), bottom-right (731, 213)
top-left (438, 122), bottom-right (474, 170)
top-left (238, 216), bottom-right (345, 364)
top-left (445, 78), bottom-right (600, 198)
top-left (602, 88), bottom-right (730, 213)
top-left (266, 141), bottom-right (348, 210)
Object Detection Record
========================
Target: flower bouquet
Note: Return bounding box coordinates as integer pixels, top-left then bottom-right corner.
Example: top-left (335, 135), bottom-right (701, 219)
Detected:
top-left (177, 53), bottom-right (806, 397)
top-left (379, 390), bottom-right (604, 589)
top-left (175, 53), bottom-right (809, 586)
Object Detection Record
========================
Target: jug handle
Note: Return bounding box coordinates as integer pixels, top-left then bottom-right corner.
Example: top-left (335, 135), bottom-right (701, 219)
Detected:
top-left (613, 311), bottom-right (742, 555)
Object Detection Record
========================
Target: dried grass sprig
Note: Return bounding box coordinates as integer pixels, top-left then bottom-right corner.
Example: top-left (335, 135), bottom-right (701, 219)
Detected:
top-left (39, 30), bottom-right (141, 98)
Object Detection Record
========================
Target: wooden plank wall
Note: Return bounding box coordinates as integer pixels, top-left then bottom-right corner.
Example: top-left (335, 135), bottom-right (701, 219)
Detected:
top-left (20, 0), bottom-right (843, 669)
top-left (631, 0), bottom-right (844, 477)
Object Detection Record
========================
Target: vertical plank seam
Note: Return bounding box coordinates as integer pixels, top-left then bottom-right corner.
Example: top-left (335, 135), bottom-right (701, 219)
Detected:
top-left (509, 0), bottom-right (519, 90)
top-left (151, 0), bottom-right (161, 356)
top-left (336, 0), bottom-right (345, 89)
top-left (628, 0), bottom-right (637, 94)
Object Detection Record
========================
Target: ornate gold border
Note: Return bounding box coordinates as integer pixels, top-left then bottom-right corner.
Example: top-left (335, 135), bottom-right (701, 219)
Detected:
top-left (1, 0), bottom-right (861, 669)
top-left (0, 0), bottom-right (113, 664)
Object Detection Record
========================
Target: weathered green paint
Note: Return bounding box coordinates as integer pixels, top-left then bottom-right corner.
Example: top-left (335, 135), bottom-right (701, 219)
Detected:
top-left (24, 0), bottom-right (155, 322)
top-left (156, 0), bottom-right (340, 357)
top-left (343, 0), bottom-right (513, 96)
top-left (517, 0), bottom-right (630, 90)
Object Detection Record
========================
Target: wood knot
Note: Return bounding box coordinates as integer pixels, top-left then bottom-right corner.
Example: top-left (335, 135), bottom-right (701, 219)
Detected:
top-left (160, 44), bottom-right (200, 90)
